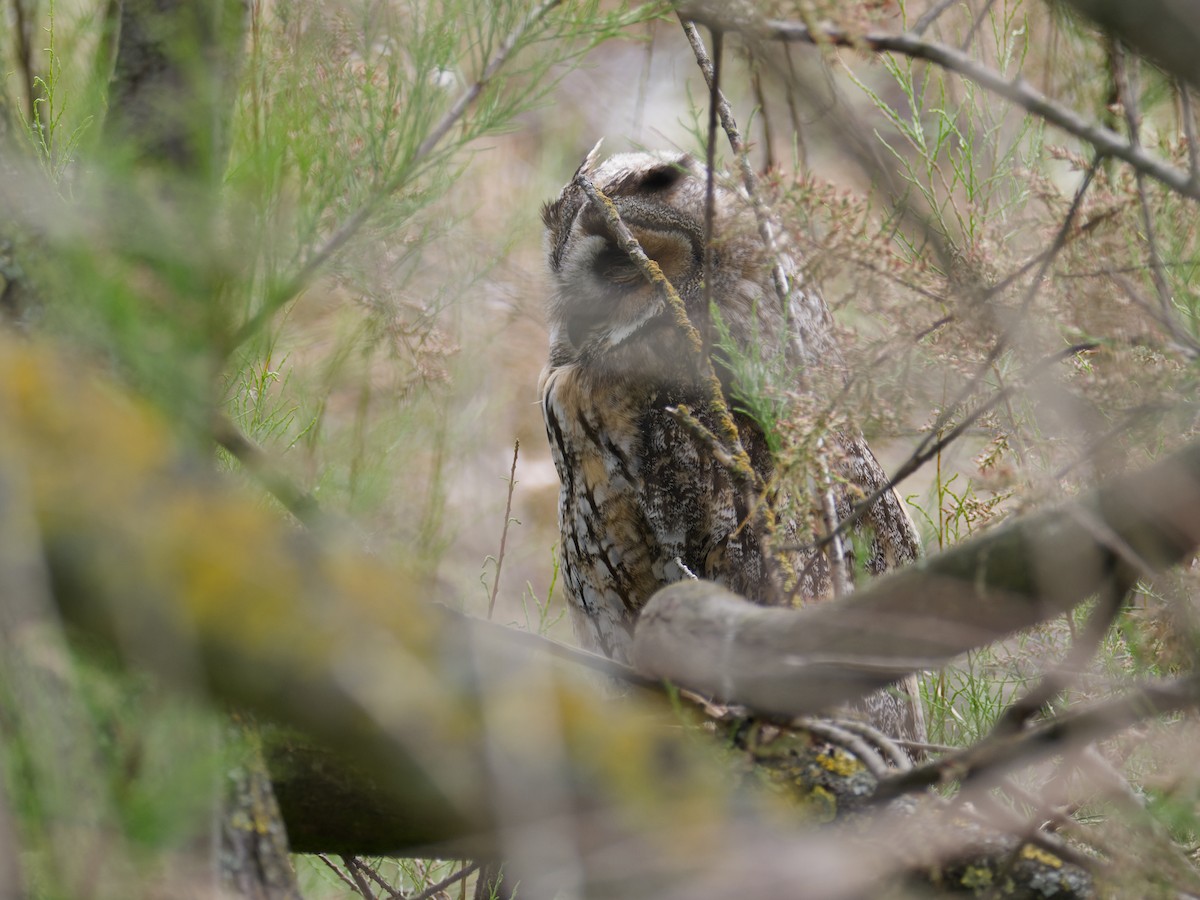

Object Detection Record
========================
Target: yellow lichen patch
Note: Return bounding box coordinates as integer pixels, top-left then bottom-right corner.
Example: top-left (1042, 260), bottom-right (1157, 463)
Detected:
top-left (802, 785), bottom-right (838, 823)
top-left (1019, 844), bottom-right (1063, 868)
top-left (816, 748), bottom-right (864, 778)
top-left (959, 864), bottom-right (994, 889)
top-left (322, 551), bottom-right (433, 641)
top-left (0, 342), bottom-right (172, 520)
top-left (158, 489), bottom-right (311, 652)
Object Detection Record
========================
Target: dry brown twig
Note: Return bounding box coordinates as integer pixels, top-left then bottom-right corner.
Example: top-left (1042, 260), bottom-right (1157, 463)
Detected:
top-left (316, 854), bottom-right (362, 895)
top-left (680, 18), bottom-right (857, 595)
top-left (486, 440), bottom-right (520, 620)
top-left (341, 855), bottom-right (383, 899)
top-left (783, 340), bottom-right (1096, 558)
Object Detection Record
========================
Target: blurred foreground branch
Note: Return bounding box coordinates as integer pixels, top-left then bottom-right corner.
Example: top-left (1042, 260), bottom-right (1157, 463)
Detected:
top-left (6, 335), bottom-right (1197, 893)
top-left (1057, 0), bottom-right (1200, 94)
top-left (634, 437), bottom-right (1200, 715)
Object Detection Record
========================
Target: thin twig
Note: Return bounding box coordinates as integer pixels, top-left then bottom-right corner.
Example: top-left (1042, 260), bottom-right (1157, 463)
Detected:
top-left (679, 18), bottom-right (792, 313)
top-left (965, 789), bottom-right (1100, 874)
top-left (230, 0), bottom-right (566, 351)
top-left (677, 7), bottom-right (1200, 202)
top-left (487, 440), bottom-right (520, 620)
top-left (12, 0), bottom-right (36, 125)
top-left (813, 439), bottom-right (852, 599)
top-left (824, 717), bottom-right (913, 771)
top-left (1115, 46), bottom-right (1200, 358)
top-left (664, 405), bottom-right (744, 472)
top-left (213, 414), bottom-right (319, 523)
top-left (441, 607), bottom-right (661, 689)
top-left (1178, 78), bottom-right (1200, 184)
top-left (958, 0), bottom-right (997, 53)
top-left (408, 861), bottom-right (482, 900)
top-left (748, 50), bottom-right (776, 170)
top-left (701, 27), bottom-right (722, 334)
top-left (781, 341), bottom-right (1097, 557)
top-left (911, 0), bottom-right (960, 37)
top-left (354, 859), bottom-right (404, 900)
top-left (341, 856), bottom-right (380, 899)
top-left (1116, 49), bottom-right (1173, 315)
top-left (988, 571), bottom-right (1134, 739)
top-left (1052, 401), bottom-right (1172, 482)
top-left (797, 717), bottom-right (893, 779)
top-left (1108, 274), bottom-right (1200, 358)
top-left (316, 854), bottom-right (363, 895)
top-left (872, 672), bottom-right (1200, 804)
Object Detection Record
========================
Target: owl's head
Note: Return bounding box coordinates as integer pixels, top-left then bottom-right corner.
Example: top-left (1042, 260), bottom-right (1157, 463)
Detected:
top-left (541, 150), bottom-right (778, 383)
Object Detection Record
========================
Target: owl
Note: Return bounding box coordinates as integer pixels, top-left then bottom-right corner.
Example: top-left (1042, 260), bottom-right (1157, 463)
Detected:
top-left (538, 150), bottom-right (925, 745)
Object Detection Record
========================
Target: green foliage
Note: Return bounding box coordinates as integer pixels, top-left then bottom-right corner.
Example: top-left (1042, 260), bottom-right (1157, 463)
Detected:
top-left (710, 301), bottom-right (791, 455)
top-left (848, 0), bottom-right (1042, 258)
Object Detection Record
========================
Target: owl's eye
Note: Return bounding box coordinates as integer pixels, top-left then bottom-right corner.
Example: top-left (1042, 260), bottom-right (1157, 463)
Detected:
top-left (638, 164), bottom-right (684, 192)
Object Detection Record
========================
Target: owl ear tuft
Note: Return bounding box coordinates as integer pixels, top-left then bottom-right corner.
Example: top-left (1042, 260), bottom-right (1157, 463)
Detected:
top-left (574, 138), bottom-right (605, 180)
top-left (638, 161), bottom-right (687, 192)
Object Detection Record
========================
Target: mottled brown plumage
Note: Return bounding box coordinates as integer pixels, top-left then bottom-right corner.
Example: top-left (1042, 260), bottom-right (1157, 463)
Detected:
top-left (539, 150), bottom-right (925, 746)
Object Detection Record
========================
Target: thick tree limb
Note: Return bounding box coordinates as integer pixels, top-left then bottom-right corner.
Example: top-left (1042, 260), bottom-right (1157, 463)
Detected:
top-left (634, 440), bottom-right (1200, 716)
top-left (0, 335), bottom-right (883, 897)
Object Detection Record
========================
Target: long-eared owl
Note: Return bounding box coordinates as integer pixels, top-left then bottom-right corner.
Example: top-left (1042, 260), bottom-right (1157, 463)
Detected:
top-left (538, 150), bottom-right (925, 744)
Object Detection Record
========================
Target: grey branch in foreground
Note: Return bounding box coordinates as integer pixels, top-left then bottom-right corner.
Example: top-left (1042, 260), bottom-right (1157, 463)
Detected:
top-left (633, 441), bottom-right (1200, 716)
top-left (0, 337), bottom-right (1187, 890)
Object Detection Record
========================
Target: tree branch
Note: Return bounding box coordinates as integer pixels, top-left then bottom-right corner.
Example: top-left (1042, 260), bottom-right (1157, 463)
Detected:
top-left (677, 5), bottom-right (1200, 202)
top-left (634, 437), bottom-right (1200, 716)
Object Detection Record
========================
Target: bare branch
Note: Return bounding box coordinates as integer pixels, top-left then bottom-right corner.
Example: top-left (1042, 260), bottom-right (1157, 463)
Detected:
top-left (679, 18), bottom-right (793, 312)
top-left (635, 436), bottom-right (1200, 717)
top-left (873, 673), bottom-right (1200, 803)
top-left (408, 861), bottom-right (480, 900)
top-left (677, 6), bottom-right (1200, 202)
top-left (911, 0), bottom-right (960, 37)
top-left (1113, 45), bottom-right (1200, 359)
top-left (785, 342), bottom-right (1097, 560)
top-left (487, 440), bottom-right (520, 620)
